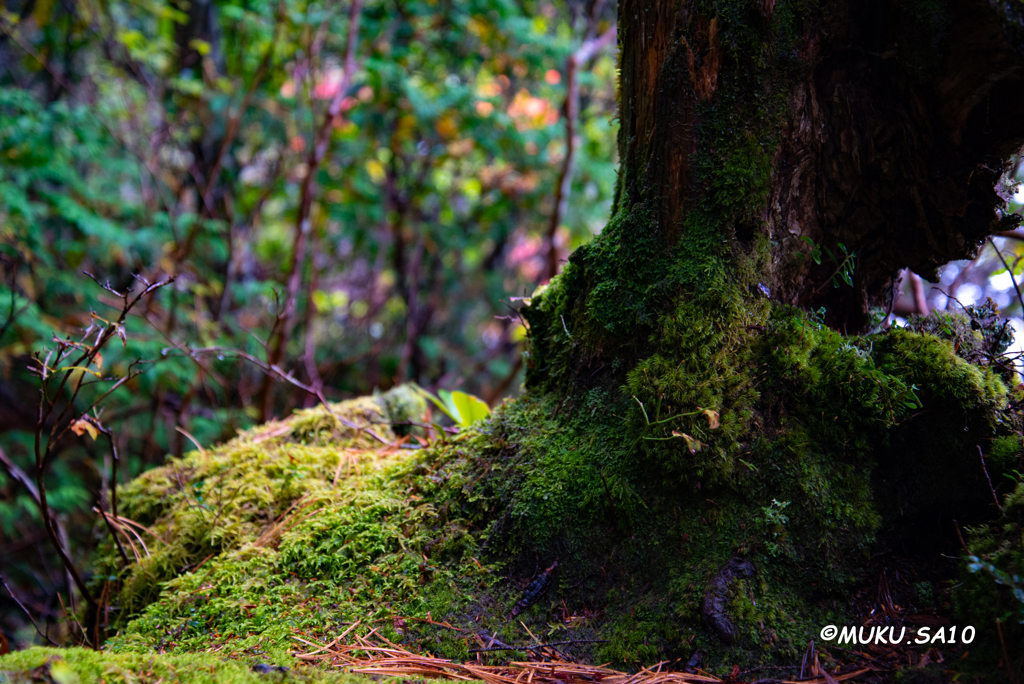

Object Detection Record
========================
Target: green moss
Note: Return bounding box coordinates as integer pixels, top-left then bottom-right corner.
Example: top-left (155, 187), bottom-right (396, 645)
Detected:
top-left (439, 381), bottom-right (869, 668)
top-left (904, 301), bottom-right (1015, 371)
top-left (411, 288), bottom-right (1010, 672)
top-left (989, 434), bottom-right (1022, 473)
top-left (483, 297), bottom-right (1017, 671)
top-left (523, 202), bottom-right (676, 392)
top-left (91, 387), bottom-right (516, 661)
top-left (623, 289), bottom-right (762, 485)
top-left (872, 327), bottom-right (1015, 519)
top-left (0, 647), bottom-right (370, 684)
top-left (93, 389), bottom-right (429, 622)
top-left (376, 384), bottom-right (429, 436)
top-left (525, 0), bottom-right (800, 395)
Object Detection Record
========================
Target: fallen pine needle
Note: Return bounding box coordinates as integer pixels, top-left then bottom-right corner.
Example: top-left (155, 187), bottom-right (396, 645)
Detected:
top-left (292, 631), bottom-right (726, 684)
top-left (779, 669), bottom-right (870, 684)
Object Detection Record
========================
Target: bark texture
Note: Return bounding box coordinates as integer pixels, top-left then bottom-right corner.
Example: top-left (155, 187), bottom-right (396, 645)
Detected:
top-left (770, 0), bottom-right (1024, 331)
top-left (528, 0), bottom-right (1024, 386)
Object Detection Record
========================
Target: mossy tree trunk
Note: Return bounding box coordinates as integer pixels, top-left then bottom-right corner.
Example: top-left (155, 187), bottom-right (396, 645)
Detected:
top-left (508, 0), bottom-right (1024, 667)
top-left (528, 0), bottom-right (1024, 379)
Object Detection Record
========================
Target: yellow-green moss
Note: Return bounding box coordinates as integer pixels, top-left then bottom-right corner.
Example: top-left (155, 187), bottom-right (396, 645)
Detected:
top-left (0, 647), bottom-right (372, 684)
top-left (92, 386), bottom-right (539, 665)
top-left (95, 389), bottom-right (429, 622)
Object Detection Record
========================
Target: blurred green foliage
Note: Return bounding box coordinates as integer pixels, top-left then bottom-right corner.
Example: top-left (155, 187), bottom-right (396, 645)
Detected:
top-left (0, 0), bottom-right (616, 647)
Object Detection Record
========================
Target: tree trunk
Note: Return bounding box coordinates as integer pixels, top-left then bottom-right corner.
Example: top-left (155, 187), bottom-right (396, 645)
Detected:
top-left (528, 0), bottom-right (1024, 386)
top-left (510, 0), bottom-right (1024, 666)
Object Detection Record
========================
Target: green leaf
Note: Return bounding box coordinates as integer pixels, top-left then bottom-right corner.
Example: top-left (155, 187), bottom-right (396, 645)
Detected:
top-left (436, 389), bottom-right (461, 423)
top-left (412, 385), bottom-right (458, 424)
top-left (411, 386), bottom-right (490, 427)
top-left (450, 390), bottom-right (491, 426)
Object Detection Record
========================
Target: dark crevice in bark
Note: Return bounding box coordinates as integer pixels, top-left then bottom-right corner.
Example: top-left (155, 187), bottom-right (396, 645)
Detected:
top-left (771, 0), bottom-right (1024, 332)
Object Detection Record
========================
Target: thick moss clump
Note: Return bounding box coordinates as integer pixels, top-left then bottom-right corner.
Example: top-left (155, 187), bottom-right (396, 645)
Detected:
top-left (478, 301), bottom-right (1019, 670)
top-left (94, 389), bottom-right (431, 622)
top-left (441, 391), bottom-right (862, 666)
top-left (92, 387), bottom-right (520, 662)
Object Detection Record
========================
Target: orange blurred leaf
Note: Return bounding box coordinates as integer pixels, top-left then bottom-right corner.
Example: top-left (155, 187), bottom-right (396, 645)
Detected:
top-left (71, 419), bottom-right (99, 441)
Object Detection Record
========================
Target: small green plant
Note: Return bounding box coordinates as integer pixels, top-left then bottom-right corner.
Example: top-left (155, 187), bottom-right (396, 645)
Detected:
top-left (966, 555), bottom-right (1024, 614)
top-left (761, 498), bottom-right (790, 526)
top-left (414, 386), bottom-right (491, 428)
top-left (808, 306), bottom-right (828, 325)
top-left (630, 395), bottom-right (720, 453)
top-left (759, 499), bottom-right (791, 557)
top-left (798, 236), bottom-right (857, 288)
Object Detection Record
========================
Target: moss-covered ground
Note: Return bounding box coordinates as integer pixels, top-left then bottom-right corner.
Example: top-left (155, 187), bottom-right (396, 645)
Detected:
top-left (78, 387), bottom-right (515, 662)
top-left (0, 647), bottom-right (378, 684)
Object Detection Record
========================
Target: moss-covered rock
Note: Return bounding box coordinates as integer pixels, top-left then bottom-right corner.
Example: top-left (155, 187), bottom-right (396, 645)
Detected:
top-left (94, 388), bottom-right (431, 623)
top-left (89, 386), bottom-right (535, 664)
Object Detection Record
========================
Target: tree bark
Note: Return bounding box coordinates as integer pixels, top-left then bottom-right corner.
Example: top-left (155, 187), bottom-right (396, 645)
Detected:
top-left (527, 0), bottom-right (1024, 390)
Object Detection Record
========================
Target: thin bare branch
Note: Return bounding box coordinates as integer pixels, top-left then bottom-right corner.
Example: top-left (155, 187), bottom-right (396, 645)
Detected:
top-left (990, 238), bottom-right (1024, 315)
top-left (0, 573), bottom-right (58, 646)
top-left (978, 445), bottom-right (1004, 516)
top-left (259, 0), bottom-right (364, 419)
top-left (543, 23), bottom-right (616, 282)
top-left (28, 275), bottom-right (172, 616)
top-left (167, 345), bottom-right (393, 446)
